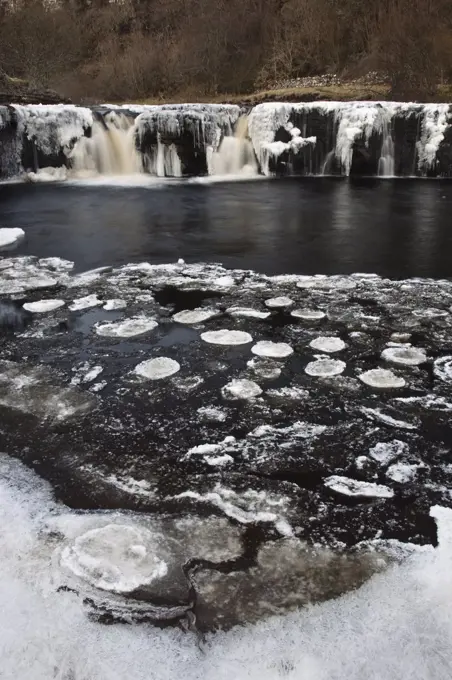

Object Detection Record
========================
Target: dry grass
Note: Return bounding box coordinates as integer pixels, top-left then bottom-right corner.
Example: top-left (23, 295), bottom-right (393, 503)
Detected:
top-left (126, 82), bottom-right (452, 106)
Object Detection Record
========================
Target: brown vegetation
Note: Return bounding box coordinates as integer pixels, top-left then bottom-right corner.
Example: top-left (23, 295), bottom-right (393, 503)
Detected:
top-left (1, 0), bottom-right (452, 103)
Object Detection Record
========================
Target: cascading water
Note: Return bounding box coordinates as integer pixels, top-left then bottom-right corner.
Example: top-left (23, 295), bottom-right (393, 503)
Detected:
top-left (2, 101), bottom-right (452, 181)
top-left (207, 116), bottom-right (258, 177)
top-left (378, 115), bottom-right (395, 177)
top-left (70, 111), bottom-right (142, 177)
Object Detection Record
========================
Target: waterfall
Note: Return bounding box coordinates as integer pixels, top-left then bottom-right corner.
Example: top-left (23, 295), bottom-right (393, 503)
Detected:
top-left (69, 112), bottom-right (142, 177)
top-left (143, 134), bottom-right (182, 178)
top-left (378, 116), bottom-right (395, 177)
top-left (2, 102), bottom-right (452, 181)
top-left (208, 116), bottom-right (258, 177)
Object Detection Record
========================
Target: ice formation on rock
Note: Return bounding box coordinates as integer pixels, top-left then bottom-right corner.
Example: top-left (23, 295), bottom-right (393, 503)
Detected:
top-left (221, 379), bottom-right (263, 400)
top-left (309, 336), bottom-right (346, 353)
top-left (134, 357), bottom-right (180, 380)
top-left (201, 330), bottom-right (253, 345)
top-left (359, 368), bottom-right (406, 389)
top-left (251, 341), bottom-right (293, 359)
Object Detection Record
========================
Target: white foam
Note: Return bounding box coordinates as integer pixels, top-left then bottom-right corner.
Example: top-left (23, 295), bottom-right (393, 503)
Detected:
top-left (0, 227), bottom-right (25, 249)
top-left (359, 369), bottom-right (406, 389)
top-left (381, 347), bottom-right (427, 366)
top-left (23, 299), bottom-right (65, 313)
top-left (221, 379), bottom-right (262, 400)
top-left (325, 476), bottom-right (394, 498)
top-left (69, 294), bottom-right (103, 311)
top-left (310, 336), bottom-right (346, 353)
top-left (291, 309), bottom-right (326, 320)
top-left (251, 341), bottom-right (293, 359)
top-left (61, 524), bottom-right (168, 594)
top-left (305, 359), bottom-right (346, 377)
top-left (201, 330), bottom-right (253, 346)
top-left (264, 296), bottom-right (294, 309)
top-left (95, 316), bottom-right (158, 338)
top-left (173, 308), bottom-right (219, 324)
top-left (134, 357), bottom-right (180, 380)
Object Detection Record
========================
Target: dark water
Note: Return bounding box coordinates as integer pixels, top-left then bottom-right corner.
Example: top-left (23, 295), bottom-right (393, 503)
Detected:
top-left (1, 177), bottom-right (452, 278)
